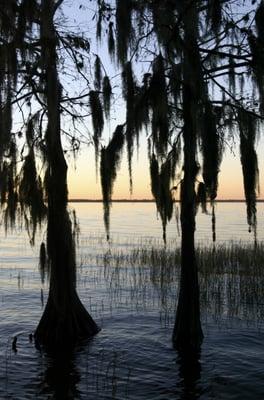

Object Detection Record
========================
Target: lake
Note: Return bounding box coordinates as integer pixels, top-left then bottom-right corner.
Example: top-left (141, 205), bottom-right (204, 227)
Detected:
top-left (0, 202), bottom-right (263, 399)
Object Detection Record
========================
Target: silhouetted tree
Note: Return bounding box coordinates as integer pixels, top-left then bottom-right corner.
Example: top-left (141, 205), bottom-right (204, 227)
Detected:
top-left (34, 0), bottom-right (100, 349)
top-left (0, 0), bottom-right (99, 349)
top-left (97, 0), bottom-right (262, 351)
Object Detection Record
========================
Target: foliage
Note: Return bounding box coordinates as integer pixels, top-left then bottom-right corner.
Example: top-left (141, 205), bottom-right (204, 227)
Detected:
top-left (122, 61), bottom-right (137, 191)
top-left (237, 110), bottom-right (259, 235)
top-left (102, 76), bottom-right (112, 119)
top-left (96, 0), bottom-right (263, 240)
top-left (0, 0), bottom-right (96, 241)
top-left (0, 0), bottom-right (262, 245)
top-left (89, 90), bottom-right (104, 169)
top-left (100, 125), bottom-right (124, 239)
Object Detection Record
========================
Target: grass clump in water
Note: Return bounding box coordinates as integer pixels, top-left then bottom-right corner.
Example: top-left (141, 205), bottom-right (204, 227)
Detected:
top-left (89, 239), bottom-right (264, 326)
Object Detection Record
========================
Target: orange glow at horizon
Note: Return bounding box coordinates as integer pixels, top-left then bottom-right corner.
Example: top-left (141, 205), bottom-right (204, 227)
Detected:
top-left (67, 141), bottom-right (264, 201)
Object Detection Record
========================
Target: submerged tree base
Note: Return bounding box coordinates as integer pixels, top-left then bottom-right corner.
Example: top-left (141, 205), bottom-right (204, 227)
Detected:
top-left (172, 317), bottom-right (204, 352)
top-left (34, 290), bottom-right (100, 351)
top-left (172, 290), bottom-right (204, 352)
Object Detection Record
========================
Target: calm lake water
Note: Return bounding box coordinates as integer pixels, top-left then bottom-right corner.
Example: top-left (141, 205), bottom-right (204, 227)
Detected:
top-left (0, 202), bottom-right (263, 399)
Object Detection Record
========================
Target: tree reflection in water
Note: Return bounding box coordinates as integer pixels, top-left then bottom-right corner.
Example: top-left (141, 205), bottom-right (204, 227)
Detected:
top-left (177, 349), bottom-right (202, 400)
top-left (40, 350), bottom-right (80, 399)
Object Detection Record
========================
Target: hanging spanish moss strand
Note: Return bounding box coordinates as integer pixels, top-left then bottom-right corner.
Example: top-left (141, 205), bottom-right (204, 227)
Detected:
top-left (237, 110), bottom-right (259, 234)
top-left (196, 182), bottom-right (207, 214)
top-left (19, 149), bottom-right (46, 244)
top-left (17, 113), bottom-right (46, 243)
top-left (169, 63), bottom-right (182, 107)
top-left (134, 73), bottom-right (150, 133)
top-left (255, 1), bottom-right (264, 42)
top-left (150, 54), bottom-right (169, 159)
top-left (150, 153), bottom-right (159, 206)
top-left (248, 2), bottom-right (264, 114)
top-left (160, 158), bottom-right (174, 243)
top-left (89, 90), bottom-right (104, 174)
top-left (108, 21), bottom-right (115, 61)
top-left (100, 125), bottom-right (124, 240)
top-left (207, 0), bottom-right (222, 35)
top-left (0, 71), bottom-right (17, 230)
top-left (149, 1), bottom-right (178, 57)
top-left (0, 161), bottom-right (8, 206)
top-left (4, 141), bottom-right (18, 231)
top-left (102, 76), bottom-right (112, 119)
top-left (149, 153), bottom-right (175, 243)
top-left (17, 0), bottom-right (38, 49)
top-left (201, 102), bottom-right (222, 202)
top-left (228, 57), bottom-right (236, 95)
top-left (122, 62), bottom-right (136, 192)
top-left (116, 0), bottom-right (133, 64)
top-left (96, 0), bottom-right (102, 41)
top-left (0, 84), bottom-right (13, 158)
top-left (94, 55), bottom-right (102, 90)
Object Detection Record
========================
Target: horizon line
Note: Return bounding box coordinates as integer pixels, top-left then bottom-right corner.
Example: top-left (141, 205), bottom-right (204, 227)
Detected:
top-left (68, 199), bottom-right (264, 203)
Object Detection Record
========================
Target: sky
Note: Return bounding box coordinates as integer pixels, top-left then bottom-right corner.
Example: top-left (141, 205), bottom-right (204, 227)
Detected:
top-left (67, 135), bottom-right (264, 200)
top-left (63, 0), bottom-right (264, 201)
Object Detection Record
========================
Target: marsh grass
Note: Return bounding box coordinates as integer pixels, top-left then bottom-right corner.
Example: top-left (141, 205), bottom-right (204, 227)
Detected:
top-left (3, 237), bottom-right (264, 399)
top-left (80, 238), bottom-right (264, 327)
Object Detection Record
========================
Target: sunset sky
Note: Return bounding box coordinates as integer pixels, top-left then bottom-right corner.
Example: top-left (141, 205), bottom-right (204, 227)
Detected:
top-left (67, 134), bottom-right (264, 200)
top-left (63, 2), bottom-right (264, 201)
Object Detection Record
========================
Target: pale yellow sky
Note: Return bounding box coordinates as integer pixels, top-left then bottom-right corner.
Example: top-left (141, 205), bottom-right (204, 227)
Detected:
top-left (67, 137), bottom-right (264, 200)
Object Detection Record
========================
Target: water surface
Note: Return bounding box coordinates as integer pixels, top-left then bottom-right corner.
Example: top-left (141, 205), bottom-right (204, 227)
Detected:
top-left (0, 202), bottom-right (263, 399)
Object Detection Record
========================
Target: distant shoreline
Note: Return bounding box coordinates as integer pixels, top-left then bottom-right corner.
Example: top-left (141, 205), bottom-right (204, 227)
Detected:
top-left (68, 199), bottom-right (264, 203)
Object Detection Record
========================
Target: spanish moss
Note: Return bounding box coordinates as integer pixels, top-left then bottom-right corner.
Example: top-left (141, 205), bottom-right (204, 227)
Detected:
top-left (116, 0), bottom-right (133, 64)
top-left (150, 153), bottom-right (175, 243)
top-left (100, 125), bottom-right (124, 239)
top-left (196, 182), bottom-right (207, 214)
top-left (150, 54), bottom-right (169, 159)
top-left (19, 149), bottom-right (46, 244)
top-left (102, 75), bottom-right (112, 119)
top-left (94, 55), bottom-right (102, 90)
top-left (248, 33), bottom-right (264, 113)
top-left (134, 73), bottom-right (151, 133)
top-left (122, 61), bottom-right (136, 192)
top-left (206, 0), bottom-right (222, 35)
top-left (237, 110), bottom-right (259, 234)
top-left (108, 21), bottom-right (115, 60)
top-left (255, 1), bottom-right (264, 43)
top-left (89, 90), bottom-right (104, 170)
top-left (201, 102), bottom-right (222, 201)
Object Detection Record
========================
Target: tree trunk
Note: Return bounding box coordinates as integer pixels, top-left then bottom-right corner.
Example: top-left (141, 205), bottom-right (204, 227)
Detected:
top-left (172, 2), bottom-right (203, 351)
top-left (34, 0), bottom-right (99, 350)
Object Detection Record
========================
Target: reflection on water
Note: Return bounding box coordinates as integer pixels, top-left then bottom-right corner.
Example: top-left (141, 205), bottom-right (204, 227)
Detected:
top-left (177, 350), bottom-right (202, 400)
top-left (40, 352), bottom-right (80, 399)
top-left (0, 203), bottom-right (264, 399)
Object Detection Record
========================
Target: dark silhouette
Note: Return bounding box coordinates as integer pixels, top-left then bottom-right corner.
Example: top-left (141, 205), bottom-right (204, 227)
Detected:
top-left (97, 0), bottom-right (262, 351)
top-left (0, 0), bottom-right (99, 350)
top-left (33, 0), bottom-right (99, 349)
top-left (40, 351), bottom-right (81, 399)
top-left (177, 349), bottom-right (202, 400)
top-left (12, 336), bottom-right (18, 353)
top-left (0, 0), bottom-right (263, 353)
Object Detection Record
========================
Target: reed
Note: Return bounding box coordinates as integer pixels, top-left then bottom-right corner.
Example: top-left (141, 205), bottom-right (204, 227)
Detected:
top-left (80, 239), bottom-right (264, 327)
